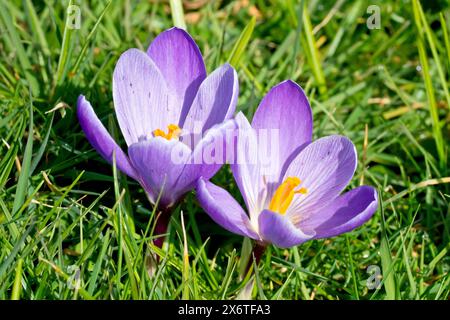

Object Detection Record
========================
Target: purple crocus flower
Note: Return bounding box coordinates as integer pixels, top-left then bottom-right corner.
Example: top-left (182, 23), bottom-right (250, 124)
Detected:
top-left (77, 28), bottom-right (238, 245)
top-left (196, 80), bottom-right (378, 248)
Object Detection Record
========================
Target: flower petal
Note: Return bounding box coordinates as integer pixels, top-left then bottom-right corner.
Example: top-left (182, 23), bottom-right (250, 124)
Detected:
top-left (231, 112), bottom-right (269, 222)
top-left (113, 48), bottom-right (172, 145)
top-left (284, 135), bottom-right (357, 217)
top-left (77, 95), bottom-right (138, 180)
top-left (128, 138), bottom-right (191, 208)
top-left (251, 80), bottom-right (313, 184)
top-left (300, 186), bottom-right (378, 239)
top-left (147, 27), bottom-right (206, 118)
top-left (175, 119), bottom-right (236, 195)
top-left (196, 178), bottom-right (259, 239)
top-left (181, 63), bottom-right (238, 133)
top-left (258, 210), bottom-right (315, 248)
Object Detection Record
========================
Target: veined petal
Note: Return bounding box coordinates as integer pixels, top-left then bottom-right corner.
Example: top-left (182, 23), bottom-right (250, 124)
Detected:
top-left (300, 186), bottom-right (378, 239)
top-left (231, 112), bottom-right (269, 222)
top-left (113, 48), bottom-right (173, 145)
top-left (251, 80), bottom-right (313, 186)
top-left (147, 27), bottom-right (206, 118)
top-left (181, 63), bottom-right (238, 133)
top-left (77, 95), bottom-right (138, 180)
top-left (175, 119), bottom-right (236, 195)
top-left (284, 135), bottom-right (357, 218)
top-left (258, 210), bottom-right (315, 248)
top-left (128, 138), bottom-right (191, 207)
top-left (196, 178), bottom-right (259, 239)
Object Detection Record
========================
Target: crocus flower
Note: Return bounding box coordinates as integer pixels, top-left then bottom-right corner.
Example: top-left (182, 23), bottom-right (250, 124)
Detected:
top-left (196, 80), bottom-right (378, 248)
top-left (77, 28), bottom-right (238, 245)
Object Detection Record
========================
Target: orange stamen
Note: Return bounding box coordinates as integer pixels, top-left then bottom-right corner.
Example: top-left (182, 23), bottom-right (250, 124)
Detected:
top-left (152, 124), bottom-right (182, 140)
top-left (268, 177), bottom-right (307, 215)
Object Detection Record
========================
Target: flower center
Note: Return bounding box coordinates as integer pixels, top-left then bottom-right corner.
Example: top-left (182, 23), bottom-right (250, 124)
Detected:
top-left (268, 176), bottom-right (307, 215)
top-left (153, 124), bottom-right (182, 140)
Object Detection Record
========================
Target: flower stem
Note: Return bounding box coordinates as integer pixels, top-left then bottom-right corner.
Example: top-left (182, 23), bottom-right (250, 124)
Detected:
top-left (245, 241), bottom-right (267, 275)
top-left (153, 208), bottom-right (172, 249)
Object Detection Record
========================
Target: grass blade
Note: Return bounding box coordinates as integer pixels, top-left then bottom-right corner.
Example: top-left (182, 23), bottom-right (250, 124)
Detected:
top-left (53, 0), bottom-right (76, 89)
top-left (23, 0), bottom-right (50, 56)
top-left (12, 87), bottom-right (33, 216)
top-left (228, 16), bottom-right (256, 69)
top-left (379, 198), bottom-right (397, 300)
top-left (11, 258), bottom-right (23, 300)
top-left (412, 0), bottom-right (446, 168)
top-left (71, 1), bottom-right (112, 75)
top-left (302, 2), bottom-right (327, 97)
top-left (0, 2), bottom-right (39, 95)
top-left (169, 0), bottom-right (186, 29)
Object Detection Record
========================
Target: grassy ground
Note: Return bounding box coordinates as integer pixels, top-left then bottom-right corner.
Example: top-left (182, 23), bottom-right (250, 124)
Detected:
top-left (0, 0), bottom-right (449, 300)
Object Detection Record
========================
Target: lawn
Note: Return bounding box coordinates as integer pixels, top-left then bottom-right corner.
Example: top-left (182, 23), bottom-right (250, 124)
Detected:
top-left (0, 0), bottom-right (449, 300)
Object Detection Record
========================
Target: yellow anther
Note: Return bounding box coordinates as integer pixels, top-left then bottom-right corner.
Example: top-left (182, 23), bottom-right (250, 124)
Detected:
top-left (152, 124), bottom-right (182, 140)
top-left (268, 176), bottom-right (307, 215)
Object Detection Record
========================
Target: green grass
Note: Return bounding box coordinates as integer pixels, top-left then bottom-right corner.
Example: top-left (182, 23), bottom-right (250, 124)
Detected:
top-left (0, 0), bottom-right (449, 300)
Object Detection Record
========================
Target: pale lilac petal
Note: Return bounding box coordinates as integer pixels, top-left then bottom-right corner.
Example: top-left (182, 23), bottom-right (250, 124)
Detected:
top-left (181, 63), bottom-right (238, 133)
top-left (147, 27), bottom-right (206, 120)
top-left (196, 178), bottom-right (259, 239)
top-left (258, 210), bottom-right (315, 248)
top-left (113, 49), bottom-right (173, 146)
top-left (251, 80), bottom-right (313, 186)
top-left (284, 135), bottom-right (357, 218)
top-left (231, 112), bottom-right (269, 222)
top-left (77, 95), bottom-right (138, 180)
top-left (128, 138), bottom-right (191, 207)
top-left (175, 119), bottom-right (236, 196)
top-left (300, 186), bottom-right (378, 239)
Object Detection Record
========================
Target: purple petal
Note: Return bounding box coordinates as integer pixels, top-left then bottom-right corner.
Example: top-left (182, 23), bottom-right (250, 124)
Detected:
top-left (196, 178), bottom-right (259, 239)
top-left (300, 186), bottom-right (378, 239)
top-left (284, 135), bottom-right (357, 217)
top-left (181, 63), bottom-right (238, 133)
top-left (251, 80), bottom-right (313, 184)
top-left (147, 27), bottom-right (206, 119)
top-left (231, 112), bottom-right (268, 222)
top-left (175, 119), bottom-right (237, 196)
top-left (128, 138), bottom-right (191, 207)
top-left (113, 48), bottom-right (173, 146)
top-left (77, 95), bottom-right (138, 180)
top-left (258, 210), bottom-right (315, 248)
